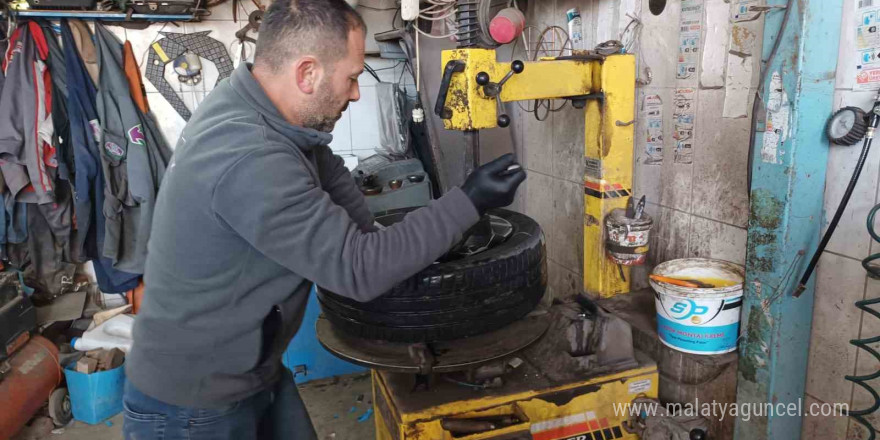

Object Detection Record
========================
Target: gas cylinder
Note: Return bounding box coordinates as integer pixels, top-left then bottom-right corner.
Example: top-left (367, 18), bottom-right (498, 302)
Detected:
top-left (0, 335), bottom-right (62, 439)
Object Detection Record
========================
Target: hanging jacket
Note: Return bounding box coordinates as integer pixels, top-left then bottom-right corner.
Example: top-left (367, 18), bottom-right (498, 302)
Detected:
top-left (123, 41), bottom-right (149, 114)
top-left (94, 23), bottom-right (170, 275)
top-left (0, 24), bottom-right (28, 258)
top-left (0, 21), bottom-right (58, 205)
top-left (61, 20), bottom-right (140, 293)
top-left (38, 20), bottom-right (75, 183)
top-left (70, 20), bottom-right (98, 87)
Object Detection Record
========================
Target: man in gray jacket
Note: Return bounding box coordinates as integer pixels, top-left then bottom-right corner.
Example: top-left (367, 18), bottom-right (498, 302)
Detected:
top-left (123, 0), bottom-right (525, 438)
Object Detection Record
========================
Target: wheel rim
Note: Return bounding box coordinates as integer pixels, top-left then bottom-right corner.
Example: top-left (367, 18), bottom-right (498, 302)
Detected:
top-left (374, 210), bottom-right (515, 259)
top-left (447, 214), bottom-right (514, 258)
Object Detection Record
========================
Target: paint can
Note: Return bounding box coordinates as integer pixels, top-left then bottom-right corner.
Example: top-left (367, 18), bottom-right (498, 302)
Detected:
top-left (604, 209), bottom-right (653, 265)
top-left (650, 258), bottom-right (745, 355)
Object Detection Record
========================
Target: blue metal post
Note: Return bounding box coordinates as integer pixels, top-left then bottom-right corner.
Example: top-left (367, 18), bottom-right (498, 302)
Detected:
top-left (734, 0), bottom-right (844, 438)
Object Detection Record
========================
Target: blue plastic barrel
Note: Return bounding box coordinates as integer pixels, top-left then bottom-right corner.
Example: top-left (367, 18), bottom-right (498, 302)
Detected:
top-left (63, 361), bottom-right (126, 424)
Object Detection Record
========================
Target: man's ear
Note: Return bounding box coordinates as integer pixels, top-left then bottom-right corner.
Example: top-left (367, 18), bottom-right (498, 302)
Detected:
top-left (295, 56), bottom-right (320, 94)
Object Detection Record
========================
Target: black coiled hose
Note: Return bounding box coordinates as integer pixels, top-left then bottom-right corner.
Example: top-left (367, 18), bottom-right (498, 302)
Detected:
top-left (845, 204), bottom-right (880, 440)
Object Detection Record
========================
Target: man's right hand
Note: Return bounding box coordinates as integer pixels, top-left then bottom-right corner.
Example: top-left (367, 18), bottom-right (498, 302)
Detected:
top-left (461, 153), bottom-right (527, 215)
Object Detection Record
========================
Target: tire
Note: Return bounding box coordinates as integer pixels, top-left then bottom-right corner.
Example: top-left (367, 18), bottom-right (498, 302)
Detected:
top-left (318, 208), bottom-right (546, 342)
top-left (48, 387), bottom-right (72, 427)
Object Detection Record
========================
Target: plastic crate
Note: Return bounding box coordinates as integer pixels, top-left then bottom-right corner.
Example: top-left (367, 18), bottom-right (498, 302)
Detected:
top-left (63, 361), bottom-right (126, 424)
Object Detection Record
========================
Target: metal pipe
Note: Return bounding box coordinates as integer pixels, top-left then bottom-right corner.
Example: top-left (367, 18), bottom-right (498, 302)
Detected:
top-left (464, 130), bottom-right (480, 176)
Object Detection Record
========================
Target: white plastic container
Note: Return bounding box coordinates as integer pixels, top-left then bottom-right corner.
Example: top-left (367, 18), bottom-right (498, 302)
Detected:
top-left (650, 259), bottom-right (744, 355)
top-left (72, 314), bottom-right (135, 353)
top-left (566, 8), bottom-right (584, 52)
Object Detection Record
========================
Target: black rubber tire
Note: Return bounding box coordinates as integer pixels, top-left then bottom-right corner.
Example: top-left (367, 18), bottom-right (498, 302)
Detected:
top-left (318, 208), bottom-right (546, 342)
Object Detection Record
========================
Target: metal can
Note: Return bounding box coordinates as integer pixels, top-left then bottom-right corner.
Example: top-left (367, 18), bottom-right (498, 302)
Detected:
top-left (604, 208), bottom-right (654, 265)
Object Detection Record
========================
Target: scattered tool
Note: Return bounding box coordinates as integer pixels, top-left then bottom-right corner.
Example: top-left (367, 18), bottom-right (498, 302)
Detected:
top-left (498, 163), bottom-right (522, 176)
top-left (634, 195), bottom-right (646, 219)
top-left (232, 10), bottom-right (262, 66)
top-left (649, 274), bottom-right (715, 288)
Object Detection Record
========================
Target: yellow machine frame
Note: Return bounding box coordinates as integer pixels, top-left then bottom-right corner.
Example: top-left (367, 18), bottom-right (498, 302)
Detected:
top-left (373, 360), bottom-right (658, 440)
top-left (438, 49), bottom-right (636, 298)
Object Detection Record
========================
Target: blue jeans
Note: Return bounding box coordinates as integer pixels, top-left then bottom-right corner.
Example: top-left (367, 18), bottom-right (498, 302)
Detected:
top-left (123, 370), bottom-right (317, 440)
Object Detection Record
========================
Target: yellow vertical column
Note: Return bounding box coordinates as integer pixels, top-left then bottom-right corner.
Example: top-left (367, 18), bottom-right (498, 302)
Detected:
top-left (583, 55), bottom-right (636, 298)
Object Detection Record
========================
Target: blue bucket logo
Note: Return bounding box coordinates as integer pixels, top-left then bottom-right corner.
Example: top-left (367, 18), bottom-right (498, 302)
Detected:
top-left (668, 299), bottom-right (708, 320)
top-left (655, 294), bottom-right (743, 355)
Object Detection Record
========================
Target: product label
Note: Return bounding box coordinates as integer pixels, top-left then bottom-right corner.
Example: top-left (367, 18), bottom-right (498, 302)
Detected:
top-left (628, 379), bottom-right (653, 394)
top-left (857, 0), bottom-right (880, 90)
top-left (643, 94), bottom-right (664, 165)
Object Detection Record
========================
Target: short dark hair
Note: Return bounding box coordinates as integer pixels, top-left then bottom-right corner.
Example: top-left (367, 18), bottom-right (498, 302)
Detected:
top-left (254, 0), bottom-right (366, 72)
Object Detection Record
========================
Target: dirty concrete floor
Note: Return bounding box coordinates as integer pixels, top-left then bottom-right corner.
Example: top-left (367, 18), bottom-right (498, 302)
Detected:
top-left (16, 373), bottom-right (374, 440)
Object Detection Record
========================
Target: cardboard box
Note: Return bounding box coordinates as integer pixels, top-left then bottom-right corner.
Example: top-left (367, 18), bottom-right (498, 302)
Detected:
top-left (76, 356), bottom-right (98, 374)
top-left (96, 348), bottom-right (124, 371)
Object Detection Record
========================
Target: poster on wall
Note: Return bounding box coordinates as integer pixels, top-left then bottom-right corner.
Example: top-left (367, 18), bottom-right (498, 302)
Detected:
top-left (856, 0), bottom-right (880, 91)
top-left (673, 88), bottom-right (696, 164)
top-left (643, 94), bottom-right (664, 165)
top-left (677, 0), bottom-right (703, 81)
top-left (732, 0), bottom-right (760, 22)
top-left (761, 72), bottom-right (790, 164)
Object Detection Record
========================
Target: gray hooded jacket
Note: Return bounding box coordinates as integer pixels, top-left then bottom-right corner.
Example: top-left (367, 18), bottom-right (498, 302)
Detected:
top-left (126, 63), bottom-right (480, 407)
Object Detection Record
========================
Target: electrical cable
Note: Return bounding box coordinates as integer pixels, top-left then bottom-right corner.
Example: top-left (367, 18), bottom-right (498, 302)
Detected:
top-left (391, 7), bottom-right (401, 29)
top-left (746, 0), bottom-right (794, 195)
top-left (363, 62), bottom-right (382, 82)
top-left (415, 29), bottom-right (420, 92)
top-left (420, 8), bottom-right (457, 21)
top-left (414, 25), bottom-right (458, 39)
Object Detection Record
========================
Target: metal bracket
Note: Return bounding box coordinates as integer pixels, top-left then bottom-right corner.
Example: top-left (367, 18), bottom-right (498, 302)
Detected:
top-left (407, 343), bottom-right (435, 376)
top-left (567, 93), bottom-right (605, 109)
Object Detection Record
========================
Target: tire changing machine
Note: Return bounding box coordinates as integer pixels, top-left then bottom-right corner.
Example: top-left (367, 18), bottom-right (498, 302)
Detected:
top-left (316, 51), bottom-right (704, 439)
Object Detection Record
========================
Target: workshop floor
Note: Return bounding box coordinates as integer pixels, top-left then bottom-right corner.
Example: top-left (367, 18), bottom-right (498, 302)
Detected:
top-left (15, 373), bottom-right (375, 440)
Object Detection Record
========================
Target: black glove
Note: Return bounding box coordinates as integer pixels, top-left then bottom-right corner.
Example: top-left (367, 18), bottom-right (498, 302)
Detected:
top-left (461, 153), bottom-right (527, 215)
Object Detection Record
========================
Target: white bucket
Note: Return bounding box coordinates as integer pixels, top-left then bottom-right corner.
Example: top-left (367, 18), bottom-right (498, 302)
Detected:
top-left (650, 258), bottom-right (745, 355)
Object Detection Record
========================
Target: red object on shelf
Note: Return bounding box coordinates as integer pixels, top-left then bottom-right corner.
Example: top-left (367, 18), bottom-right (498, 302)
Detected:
top-left (489, 7), bottom-right (526, 44)
top-left (0, 335), bottom-right (62, 439)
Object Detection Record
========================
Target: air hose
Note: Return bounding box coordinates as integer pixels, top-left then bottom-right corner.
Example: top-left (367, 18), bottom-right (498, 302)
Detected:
top-left (791, 99), bottom-right (880, 438)
top-left (846, 204), bottom-right (880, 440)
top-left (794, 100), bottom-right (880, 297)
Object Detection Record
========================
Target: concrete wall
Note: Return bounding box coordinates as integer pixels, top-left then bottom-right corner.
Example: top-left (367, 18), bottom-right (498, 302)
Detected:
top-left (506, 0), bottom-right (760, 301)
top-left (802, 0), bottom-right (880, 438)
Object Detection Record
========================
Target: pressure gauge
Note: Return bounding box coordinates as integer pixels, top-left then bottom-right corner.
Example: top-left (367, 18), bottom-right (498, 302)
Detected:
top-left (826, 106), bottom-right (868, 146)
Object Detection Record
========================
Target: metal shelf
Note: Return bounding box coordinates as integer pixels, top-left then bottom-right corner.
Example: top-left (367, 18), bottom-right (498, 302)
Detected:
top-left (0, 9), bottom-right (195, 21)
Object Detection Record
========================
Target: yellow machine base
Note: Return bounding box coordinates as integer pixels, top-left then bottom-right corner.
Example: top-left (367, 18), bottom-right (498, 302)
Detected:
top-left (372, 353), bottom-right (658, 440)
